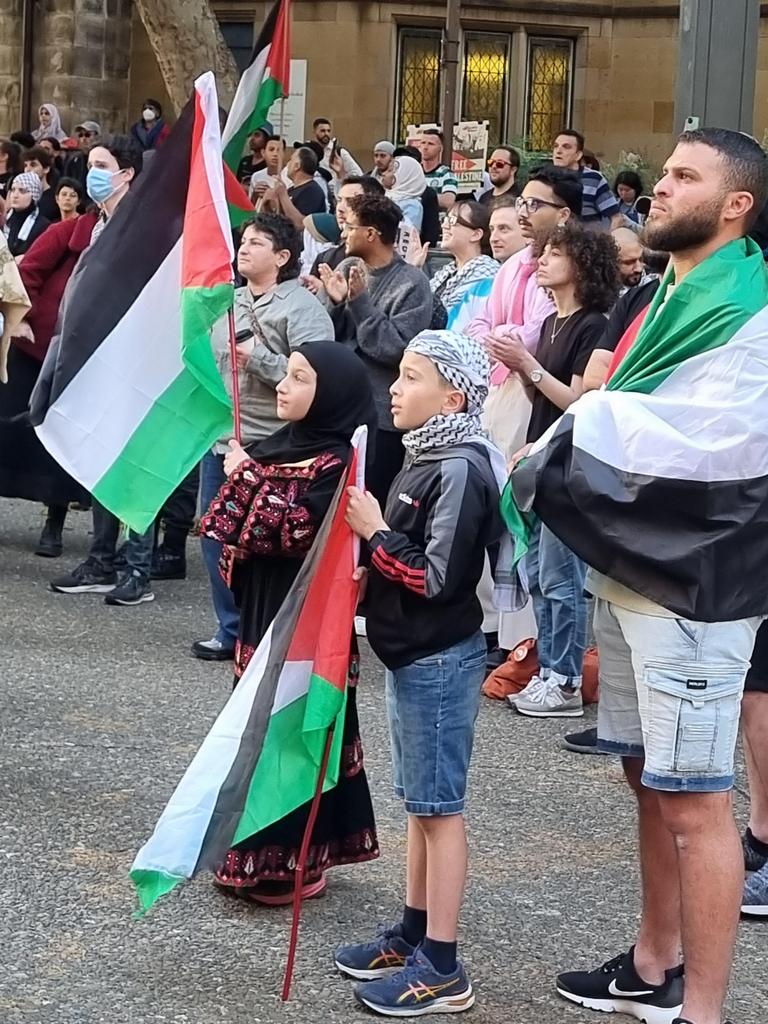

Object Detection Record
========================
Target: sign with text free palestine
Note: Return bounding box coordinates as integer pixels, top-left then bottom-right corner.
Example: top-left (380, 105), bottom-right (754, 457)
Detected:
top-left (269, 59), bottom-right (307, 140)
top-left (407, 120), bottom-right (490, 191)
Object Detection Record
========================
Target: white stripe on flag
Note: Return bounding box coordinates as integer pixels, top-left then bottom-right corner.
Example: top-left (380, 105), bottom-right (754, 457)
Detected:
top-left (571, 305), bottom-right (768, 484)
top-left (221, 47), bottom-right (269, 150)
top-left (131, 618), bottom-right (313, 879)
top-left (35, 240), bottom-right (184, 491)
top-left (195, 72), bottom-right (234, 262)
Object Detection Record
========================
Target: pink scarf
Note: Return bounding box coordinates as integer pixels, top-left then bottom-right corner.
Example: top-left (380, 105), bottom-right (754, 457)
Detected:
top-left (489, 257), bottom-right (538, 386)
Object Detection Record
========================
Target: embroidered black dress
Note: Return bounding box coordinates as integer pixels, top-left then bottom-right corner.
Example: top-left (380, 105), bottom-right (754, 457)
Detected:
top-left (200, 452), bottom-right (379, 893)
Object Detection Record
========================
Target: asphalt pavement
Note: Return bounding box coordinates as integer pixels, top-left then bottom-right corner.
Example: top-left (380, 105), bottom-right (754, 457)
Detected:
top-left (0, 499), bottom-right (764, 1023)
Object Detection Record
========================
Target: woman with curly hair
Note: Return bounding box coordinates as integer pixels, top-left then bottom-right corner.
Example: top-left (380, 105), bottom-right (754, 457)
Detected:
top-left (501, 221), bottom-right (620, 719)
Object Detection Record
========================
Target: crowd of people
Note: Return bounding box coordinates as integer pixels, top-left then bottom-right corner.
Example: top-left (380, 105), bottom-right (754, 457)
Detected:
top-left (1, 101), bottom-right (767, 1024)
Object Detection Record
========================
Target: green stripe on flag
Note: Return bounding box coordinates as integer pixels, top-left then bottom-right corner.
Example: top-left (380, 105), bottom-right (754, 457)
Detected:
top-left (93, 366), bottom-right (233, 532)
top-left (223, 76), bottom-right (285, 173)
top-left (233, 675), bottom-right (347, 845)
top-left (131, 868), bottom-right (185, 915)
top-left (608, 238), bottom-right (768, 395)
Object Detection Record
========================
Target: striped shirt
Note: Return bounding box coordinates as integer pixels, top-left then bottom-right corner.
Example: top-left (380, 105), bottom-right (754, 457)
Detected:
top-left (580, 168), bottom-right (620, 227)
top-left (425, 163), bottom-right (459, 197)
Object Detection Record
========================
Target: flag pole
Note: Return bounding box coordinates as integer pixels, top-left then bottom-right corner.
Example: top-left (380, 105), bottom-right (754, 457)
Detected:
top-left (281, 724), bottom-right (336, 1001)
top-left (227, 306), bottom-right (243, 444)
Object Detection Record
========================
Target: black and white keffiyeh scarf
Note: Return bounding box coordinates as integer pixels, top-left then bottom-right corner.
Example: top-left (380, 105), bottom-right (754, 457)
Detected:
top-left (402, 329), bottom-right (491, 456)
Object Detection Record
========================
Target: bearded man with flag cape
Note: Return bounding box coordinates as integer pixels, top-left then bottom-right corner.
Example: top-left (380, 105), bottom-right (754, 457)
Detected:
top-left (503, 128), bottom-right (768, 1024)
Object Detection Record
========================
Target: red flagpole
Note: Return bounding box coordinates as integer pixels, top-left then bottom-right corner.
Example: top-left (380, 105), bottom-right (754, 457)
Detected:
top-left (227, 307), bottom-right (242, 444)
top-left (281, 725), bottom-right (336, 1001)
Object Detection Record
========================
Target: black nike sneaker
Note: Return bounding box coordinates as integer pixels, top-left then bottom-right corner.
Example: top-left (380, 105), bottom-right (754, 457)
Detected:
top-left (557, 947), bottom-right (684, 1024)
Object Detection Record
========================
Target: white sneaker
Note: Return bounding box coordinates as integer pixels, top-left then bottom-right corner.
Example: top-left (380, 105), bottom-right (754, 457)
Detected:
top-left (354, 615), bottom-right (367, 637)
top-left (506, 674), bottom-right (548, 708)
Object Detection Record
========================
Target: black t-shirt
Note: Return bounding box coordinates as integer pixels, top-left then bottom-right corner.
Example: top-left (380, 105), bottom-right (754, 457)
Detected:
top-left (599, 278), bottom-right (661, 352)
top-left (478, 182), bottom-right (521, 207)
top-left (310, 241), bottom-right (346, 277)
top-left (38, 187), bottom-right (60, 223)
top-left (237, 155), bottom-right (266, 182)
top-left (288, 179), bottom-right (327, 216)
top-left (526, 308), bottom-right (607, 444)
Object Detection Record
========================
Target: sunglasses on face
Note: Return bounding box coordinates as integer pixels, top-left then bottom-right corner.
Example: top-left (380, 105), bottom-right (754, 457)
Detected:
top-left (487, 159), bottom-right (513, 169)
top-left (77, 131), bottom-right (95, 138)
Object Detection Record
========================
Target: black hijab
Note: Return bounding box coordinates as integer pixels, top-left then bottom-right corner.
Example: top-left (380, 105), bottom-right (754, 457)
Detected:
top-left (248, 341), bottom-right (376, 465)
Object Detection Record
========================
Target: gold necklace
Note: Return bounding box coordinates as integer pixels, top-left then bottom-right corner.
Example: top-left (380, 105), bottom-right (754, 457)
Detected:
top-left (549, 310), bottom-right (578, 344)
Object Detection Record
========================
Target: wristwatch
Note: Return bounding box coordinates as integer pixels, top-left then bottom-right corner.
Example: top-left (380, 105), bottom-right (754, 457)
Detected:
top-left (528, 368), bottom-right (544, 385)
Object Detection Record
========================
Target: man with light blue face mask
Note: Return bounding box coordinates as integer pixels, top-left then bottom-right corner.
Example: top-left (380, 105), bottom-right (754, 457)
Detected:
top-left (48, 136), bottom-right (163, 606)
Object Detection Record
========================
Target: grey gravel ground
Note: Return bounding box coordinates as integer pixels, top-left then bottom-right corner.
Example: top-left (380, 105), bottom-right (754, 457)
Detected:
top-left (0, 499), bottom-right (764, 1024)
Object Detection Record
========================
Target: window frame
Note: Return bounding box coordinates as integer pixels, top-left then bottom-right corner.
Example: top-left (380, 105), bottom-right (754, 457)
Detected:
top-left (524, 34), bottom-right (575, 151)
top-left (394, 26), bottom-right (443, 142)
top-left (460, 31), bottom-right (512, 146)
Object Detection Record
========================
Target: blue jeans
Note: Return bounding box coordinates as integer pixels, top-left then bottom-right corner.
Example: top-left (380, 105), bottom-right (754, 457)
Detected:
top-left (90, 500), bottom-right (153, 578)
top-left (527, 521), bottom-right (587, 687)
top-left (200, 451), bottom-right (239, 646)
top-left (385, 632), bottom-right (486, 816)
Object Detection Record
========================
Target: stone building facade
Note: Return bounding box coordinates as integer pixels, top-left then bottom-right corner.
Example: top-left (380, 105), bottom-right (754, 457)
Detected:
top-left (2, 1), bottom-right (768, 167)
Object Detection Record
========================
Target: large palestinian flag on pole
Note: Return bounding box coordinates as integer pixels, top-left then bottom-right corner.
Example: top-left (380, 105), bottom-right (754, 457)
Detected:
top-left (31, 73), bottom-right (234, 533)
top-left (503, 237), bottom-right (768, 622)
top-left (130, 430), bottom-right (365, 913)
top-left (222, 0), bottom-right (291, 222)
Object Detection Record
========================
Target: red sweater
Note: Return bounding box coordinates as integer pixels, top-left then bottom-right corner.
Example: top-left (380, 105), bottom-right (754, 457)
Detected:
top-left (15, 211), bottom-right (99, 362)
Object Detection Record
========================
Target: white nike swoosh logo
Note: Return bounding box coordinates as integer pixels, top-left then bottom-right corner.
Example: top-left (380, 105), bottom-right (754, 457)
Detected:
top-left (608, 980), bottom-right (655, 998)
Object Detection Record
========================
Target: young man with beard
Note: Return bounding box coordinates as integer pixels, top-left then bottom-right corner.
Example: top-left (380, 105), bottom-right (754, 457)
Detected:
top-left (306, 174), bottom-right (384, 281)
top-left (479, 146), bottom-right (521, 206)
top-left (318, 194), bottom-right (432, 504)
top-left (555, 128), bottom-right (768, 1024)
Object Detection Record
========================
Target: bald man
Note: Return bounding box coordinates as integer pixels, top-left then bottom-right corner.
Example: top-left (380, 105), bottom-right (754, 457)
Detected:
top-left (612, 226), bottom-right (646, 291)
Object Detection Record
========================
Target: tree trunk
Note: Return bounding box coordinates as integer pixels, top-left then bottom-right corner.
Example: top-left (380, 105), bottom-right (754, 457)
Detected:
top-left (133, 0), bottom-right (241, 115)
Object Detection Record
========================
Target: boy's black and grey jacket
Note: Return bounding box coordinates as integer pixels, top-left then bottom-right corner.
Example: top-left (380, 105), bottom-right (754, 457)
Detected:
top-left (366, 442), bottom-right (504, 670)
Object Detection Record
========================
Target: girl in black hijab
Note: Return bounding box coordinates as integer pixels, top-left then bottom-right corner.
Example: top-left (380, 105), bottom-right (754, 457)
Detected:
top-left (201, 341), bottom-right (379, 905)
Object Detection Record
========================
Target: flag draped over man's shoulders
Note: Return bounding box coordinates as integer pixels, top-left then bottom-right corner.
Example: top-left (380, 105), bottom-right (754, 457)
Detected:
top-left (130, 430), bottom-right (365, 913)
top-left (503, 237), bottom-right (768, 622)
top-left (30, 72), bottom-right (234, 533)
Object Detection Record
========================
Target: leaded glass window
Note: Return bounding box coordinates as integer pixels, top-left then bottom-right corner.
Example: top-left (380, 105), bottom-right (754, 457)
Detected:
top-left (526, 38), bottom-right (574, 151)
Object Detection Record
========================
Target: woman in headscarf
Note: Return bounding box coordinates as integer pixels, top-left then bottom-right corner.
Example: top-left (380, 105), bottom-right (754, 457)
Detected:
top-left (201, 342), bottom-right (379, 905)
top-left (382, 154), bottom-right (426, 232)
top-left (3, 172), bottom-right (51, 258)
top-left (32, 103), bottom-right (68, 143)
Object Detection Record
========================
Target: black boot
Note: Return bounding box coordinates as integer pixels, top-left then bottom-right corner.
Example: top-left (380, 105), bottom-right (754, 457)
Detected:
top-left (151, 527), bottom-right (187, 580)
top-left (35, 505), bottom-right (66, 558)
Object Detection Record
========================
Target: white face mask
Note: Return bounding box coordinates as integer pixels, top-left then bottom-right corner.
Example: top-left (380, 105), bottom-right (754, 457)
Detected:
top-left (143, 108), bottom-right (157, 122)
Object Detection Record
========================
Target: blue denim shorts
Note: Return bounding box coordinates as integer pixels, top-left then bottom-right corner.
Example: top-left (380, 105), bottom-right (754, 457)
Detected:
top-left (385, 632), bottom-right (486, 815)
top-left (594, 598), bottom-right (761, 792)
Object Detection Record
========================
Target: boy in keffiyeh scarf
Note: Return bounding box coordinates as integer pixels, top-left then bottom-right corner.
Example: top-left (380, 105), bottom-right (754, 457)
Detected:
top-left (340, 329), bottom-right (505, 1018)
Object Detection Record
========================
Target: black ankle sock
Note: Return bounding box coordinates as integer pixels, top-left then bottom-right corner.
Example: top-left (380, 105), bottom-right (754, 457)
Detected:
top-left (401, 905), bottom-right (427, 946)
top-left (421, 936), bottom-right (457, 974)
top-left (746, 826), bottom-right (768, 856)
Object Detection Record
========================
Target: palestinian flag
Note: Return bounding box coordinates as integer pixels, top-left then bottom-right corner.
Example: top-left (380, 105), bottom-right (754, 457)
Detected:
top-left (503, 237), bottom-right (768, 622)
top-left (222, 0), bottom-right (291, 222)
top-left (31, 73), bottom-right (234, 534)
top-left (130, 429), bottom-right (365, 913)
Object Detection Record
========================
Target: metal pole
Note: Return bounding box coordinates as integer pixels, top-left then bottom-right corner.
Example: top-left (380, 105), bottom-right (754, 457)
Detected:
top-left (440, 0), bottom-right (461, 136)
top-left (20, 0), bottom-right (34, 132)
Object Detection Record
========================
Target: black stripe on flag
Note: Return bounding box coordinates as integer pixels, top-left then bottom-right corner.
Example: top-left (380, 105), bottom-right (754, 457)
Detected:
top-left (30, 98), bottom-right (195, 421)
top-left (524, 416), bottom-right (768, 622)
top-left (195, 461), bottom-right (351, 871)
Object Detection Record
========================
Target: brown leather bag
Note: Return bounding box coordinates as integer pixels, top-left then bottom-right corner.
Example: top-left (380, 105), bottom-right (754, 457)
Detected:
top-left (482, 642), bottom-right (600, 705)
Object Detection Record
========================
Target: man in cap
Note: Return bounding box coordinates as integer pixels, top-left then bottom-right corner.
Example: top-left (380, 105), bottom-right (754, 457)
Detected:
top-left (64, 120), bottom-right (102, 191)
top-left (372, 141), bottom-right (395, 181)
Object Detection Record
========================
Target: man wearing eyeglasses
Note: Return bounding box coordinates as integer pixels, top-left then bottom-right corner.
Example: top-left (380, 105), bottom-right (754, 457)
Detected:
top-left (63, 120), bottom-right (102, 193)
top-left (479, 146), bottom-right (521, 207)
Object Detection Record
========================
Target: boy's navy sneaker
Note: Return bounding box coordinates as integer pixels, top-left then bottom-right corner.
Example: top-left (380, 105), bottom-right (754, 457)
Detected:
top-left (557, 947), bottom-right (683, 1024)
top-left (335, 923), bottom-right (414, 981)
top-left (353, 947), bottom-right (474, 1017)
top-left (104, 570), bottom-right (155, 606)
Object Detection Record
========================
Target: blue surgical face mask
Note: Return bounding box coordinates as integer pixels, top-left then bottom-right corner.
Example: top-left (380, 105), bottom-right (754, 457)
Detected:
top-left (86, 166), bottom-right (121, 204)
